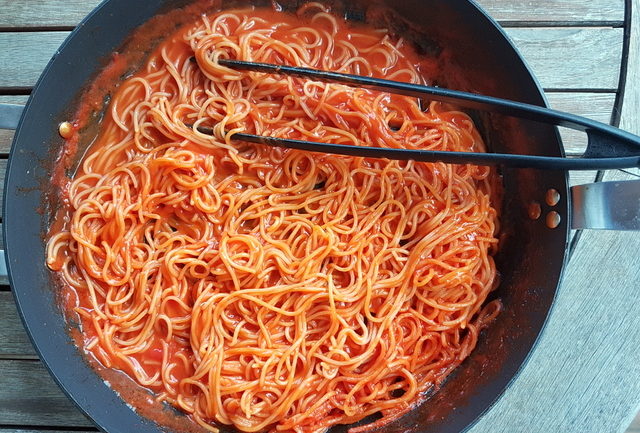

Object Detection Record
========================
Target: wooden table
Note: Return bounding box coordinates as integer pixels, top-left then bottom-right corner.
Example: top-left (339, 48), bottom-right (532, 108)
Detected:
top-left (1, 1), bottom-right (639, 432)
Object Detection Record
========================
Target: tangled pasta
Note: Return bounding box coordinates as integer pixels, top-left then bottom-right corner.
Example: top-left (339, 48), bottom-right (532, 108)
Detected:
top-left (47, 4), bottom-right (500, 433)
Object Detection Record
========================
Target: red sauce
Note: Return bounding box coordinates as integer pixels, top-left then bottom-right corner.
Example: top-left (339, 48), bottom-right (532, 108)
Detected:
top-left (47, 2), bottom-right (500, 432)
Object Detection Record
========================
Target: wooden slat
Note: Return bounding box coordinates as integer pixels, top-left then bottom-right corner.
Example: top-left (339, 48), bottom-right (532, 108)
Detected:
top-left (546, 93), bottom-right (616, 120)
top-left (0, 32), bottom-right (69, 89)
top-left (478, 0), bottom-right (624, 23)
top-left (546, 92), bottom-right (616, 155)
top-left (0, 96), bottom-right (30, 105)
top-left (0, 292), bottom-right (37, 359)
top-left (0, 0), bottom-right (625, 28)
top-left (0, 359), bottom-right (93, 427)
top-left (0, 160), bottom-right (6, 206)
top-left (505, 27), bottom-right (622, 90)
top-left (0, 131), bottom-right (16, 156)
top-left (621, 2), bottom-right (640, 138)
top-left (0, 28), bottom-right (623, 90)
top-left (0, 0), bottom-right (101, 28)
top-left (617, 0), bottom-right (640, 189)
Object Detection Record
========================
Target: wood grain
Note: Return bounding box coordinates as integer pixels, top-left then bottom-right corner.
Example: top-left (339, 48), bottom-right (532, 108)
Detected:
top-left (0, 431), bottom-right (96, 433)
top-left (0, 32), bottom-right (69, 89)
top-left (621, 0), bottom-right (640, 138)
top-left (0, 159), bottom-right (6, 205)
top-left (569, 171), bottom-right (598, 186)
top-left (478, 0), bottom-right (625, 23)
top-left (0, 0), bottom-right (100, 28)
top-left (0, 28), bottom-right (623, 90)
top-left (0, 132), bottom-right (11, 154)
top-left (546, 93), bottom-right (616, 155)
top-left (0, 96), bottom-right (30, 105)
top-left (0, 96), bottom-right (29, 152)
top-left (505, 27), bottom-right (622, 90)
top-left (0, 360), bottom-right (93, 427)
top-left (0, 0), bottom-right (625, 28)
top-left (0, 292), bottom-right (37, 359)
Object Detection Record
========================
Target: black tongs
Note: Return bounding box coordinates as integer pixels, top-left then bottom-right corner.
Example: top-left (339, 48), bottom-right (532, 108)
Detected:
top-left (213, 59), bottom-right (640, 170)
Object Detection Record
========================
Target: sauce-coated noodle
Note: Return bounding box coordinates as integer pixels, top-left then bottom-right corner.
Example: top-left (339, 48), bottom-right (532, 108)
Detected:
top-left (47, 5), bottom-right (501, 433)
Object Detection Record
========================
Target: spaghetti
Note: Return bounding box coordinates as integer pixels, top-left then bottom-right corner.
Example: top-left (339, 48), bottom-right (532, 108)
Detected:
top-left (47, 4), bottom-right (501, 433)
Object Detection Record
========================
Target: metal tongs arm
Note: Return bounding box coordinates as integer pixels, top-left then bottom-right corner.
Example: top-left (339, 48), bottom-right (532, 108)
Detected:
top-left (216, 59), bottom-right (640, 170)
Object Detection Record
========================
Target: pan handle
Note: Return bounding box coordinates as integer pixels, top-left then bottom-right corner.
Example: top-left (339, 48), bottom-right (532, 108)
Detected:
top-left (571, 180), bottom-right (640, 230)
top-left (0, 103), bottom-right (24, 130)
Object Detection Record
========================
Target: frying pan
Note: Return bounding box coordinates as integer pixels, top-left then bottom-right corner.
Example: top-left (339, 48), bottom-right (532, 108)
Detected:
top-left (0, 1), bottom-right (637, 432)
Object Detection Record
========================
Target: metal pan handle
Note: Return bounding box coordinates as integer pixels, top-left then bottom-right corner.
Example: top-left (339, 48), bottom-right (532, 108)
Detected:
top-left (571, 180), bottom-right (640, 230)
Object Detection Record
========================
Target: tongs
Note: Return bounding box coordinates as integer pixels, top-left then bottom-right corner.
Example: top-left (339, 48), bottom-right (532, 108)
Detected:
top-left (208, 59), bottom-right (640, 171)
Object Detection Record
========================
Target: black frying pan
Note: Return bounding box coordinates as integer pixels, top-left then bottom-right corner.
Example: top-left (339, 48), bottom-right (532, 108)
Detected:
top-left (0, 0), bottom-right (576, 432)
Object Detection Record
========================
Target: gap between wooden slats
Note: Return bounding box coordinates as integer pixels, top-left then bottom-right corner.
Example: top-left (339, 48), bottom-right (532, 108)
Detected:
top-left (0, 160), bottom-right (6, 206)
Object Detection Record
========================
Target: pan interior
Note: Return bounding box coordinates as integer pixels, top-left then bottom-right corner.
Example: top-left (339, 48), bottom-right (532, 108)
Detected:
top-left (4, 1), bottom-right (569, 432)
